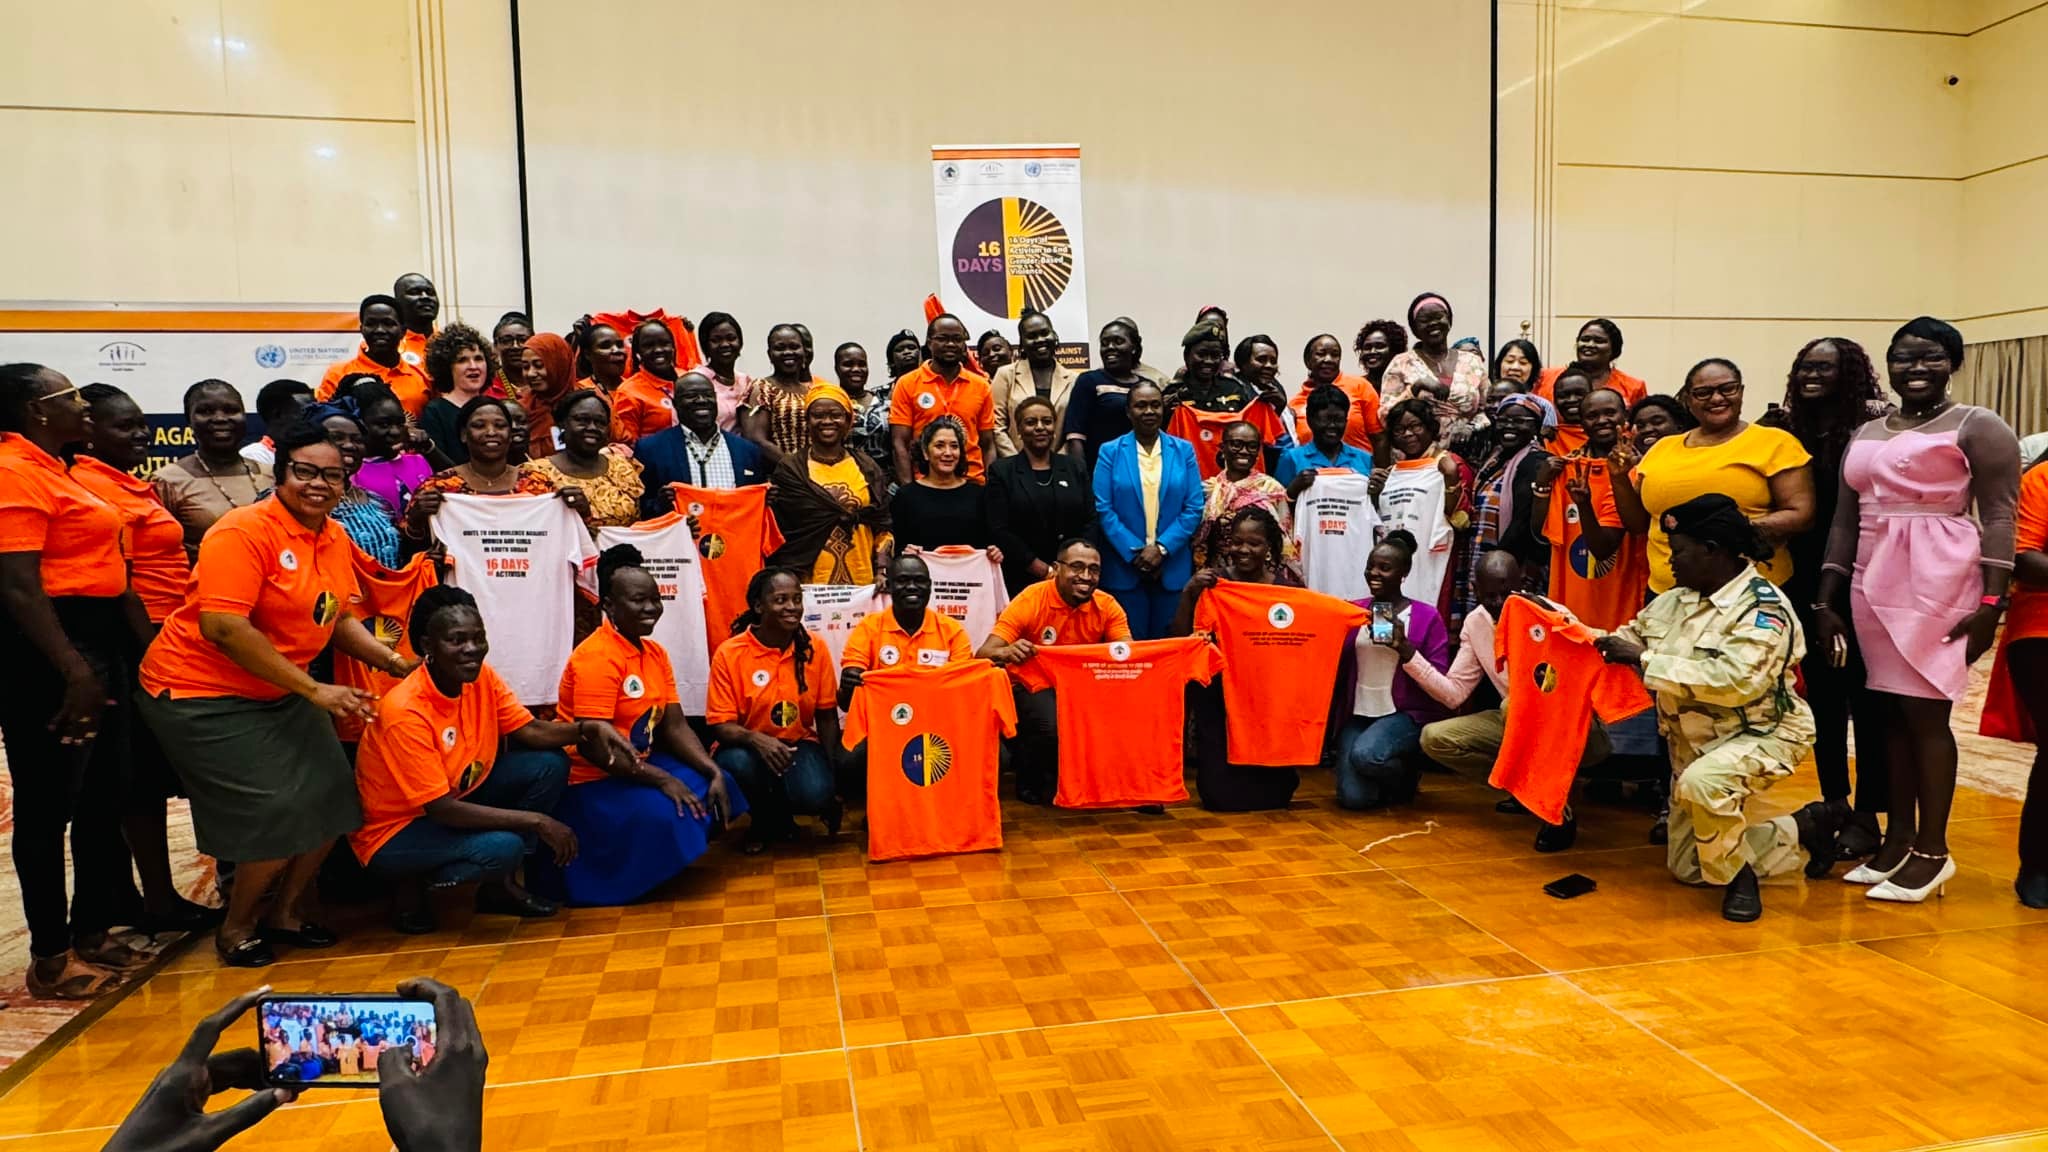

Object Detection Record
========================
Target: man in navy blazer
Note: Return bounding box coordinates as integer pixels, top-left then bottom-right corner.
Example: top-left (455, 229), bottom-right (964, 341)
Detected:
top-left (1093, 379), bottom-right (1205, 639)
top-left (635, 371), bottom-right (770, 519)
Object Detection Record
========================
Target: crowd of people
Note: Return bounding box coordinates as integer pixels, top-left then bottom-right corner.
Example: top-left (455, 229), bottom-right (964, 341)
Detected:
top-left (3, 270), bottom-right (2044, 1001)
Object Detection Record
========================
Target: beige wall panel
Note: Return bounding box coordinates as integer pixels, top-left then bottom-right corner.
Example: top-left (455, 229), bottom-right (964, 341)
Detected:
top-left (0, 0), bottom-right (227, 112)
top-left (227, 118), bottom-right (422, 305)
top-left (218, 0), bottom-right (415, 121)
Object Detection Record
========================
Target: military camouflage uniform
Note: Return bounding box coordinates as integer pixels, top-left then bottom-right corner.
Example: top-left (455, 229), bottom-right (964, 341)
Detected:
top-left (1611, 564), bottom-right (1817, 885)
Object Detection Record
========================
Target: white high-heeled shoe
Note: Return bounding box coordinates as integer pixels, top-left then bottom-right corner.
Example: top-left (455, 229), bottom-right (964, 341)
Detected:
top-left (1843, 856), bottom-right (1904, 885)
top-left (1867, 851), bottom-right (1956, 903)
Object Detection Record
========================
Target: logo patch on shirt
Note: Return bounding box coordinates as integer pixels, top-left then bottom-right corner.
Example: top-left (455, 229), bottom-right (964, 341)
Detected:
top-left (311, 591), bottom-right (340, 627)
top-left (440, 726), bottom-right (458, 750)
top-left (770, 700), bottom-right (800, 728)
top-left (878, 644), bottom-right (901, 666)
top-left (900, 733), bottom-right (952, 786)
top-left (1266, 602), bottom-right (1296, 629)
top-left (1532, 662), bottom-right (1559, 693)
top-left (401, 350), bottom-right (423, 366)
top-left (623, 674), bottom-right (646, 699)
top-left (917, 648), bottom-right (948, 667)
top-left (917, 391), bottom-right (937, 410)
top-left (687, 501), bottom-right (706, 516)
top-left (278, 549), bottom-right (299, 571)
top-left (890, 702), bottom-right (914, 725)
top-left (1108, 641), bottom-right (1132, 661)
top-left (750, 669), bottom-right (772, 688)
top-left (1565, 504), bottom-right (1581, 524)
top-left (1528, 624), bottom-right (1547, 643)
top-left (1200, 429), bottom-right (1216, 441)
top-left (698, 533), bottom-right (727, 560)
top-left (660, 397), bottom-right (674, 410)
top-left (1039, 626), bottom-right (1057, 644)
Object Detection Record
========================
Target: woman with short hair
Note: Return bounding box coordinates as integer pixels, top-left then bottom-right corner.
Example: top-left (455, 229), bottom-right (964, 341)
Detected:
top-left (417, 324), bottom-right (500, 467)
top-left (153, 378), bottom-right (273, 560)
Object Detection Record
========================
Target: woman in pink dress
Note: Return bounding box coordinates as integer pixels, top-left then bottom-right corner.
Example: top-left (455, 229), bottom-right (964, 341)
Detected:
top-left (1815, 317), bottom-right (2020, 903)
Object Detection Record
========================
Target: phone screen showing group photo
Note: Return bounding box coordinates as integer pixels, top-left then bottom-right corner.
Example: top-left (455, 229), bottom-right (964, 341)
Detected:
top-left (258, 997), bottom-right (436, 1088)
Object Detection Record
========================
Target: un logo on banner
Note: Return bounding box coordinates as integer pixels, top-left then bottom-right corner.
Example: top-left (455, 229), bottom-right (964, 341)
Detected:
top-left (254, 344), bottom-right (288, 370)
top-left (900, 733), bottom-right (953, 787)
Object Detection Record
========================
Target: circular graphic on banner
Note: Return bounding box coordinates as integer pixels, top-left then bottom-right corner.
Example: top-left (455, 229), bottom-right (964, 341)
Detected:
top-left (951, 197), bottom-right (1075, 319)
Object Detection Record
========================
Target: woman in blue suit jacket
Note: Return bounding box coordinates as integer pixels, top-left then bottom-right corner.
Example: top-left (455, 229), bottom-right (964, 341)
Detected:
top-left (1093, 381), bottom-right (1207, 638)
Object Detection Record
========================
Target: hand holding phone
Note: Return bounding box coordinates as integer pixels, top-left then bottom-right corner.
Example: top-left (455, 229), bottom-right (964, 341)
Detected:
top-left (1369, 600), bottom-right (1397, 646)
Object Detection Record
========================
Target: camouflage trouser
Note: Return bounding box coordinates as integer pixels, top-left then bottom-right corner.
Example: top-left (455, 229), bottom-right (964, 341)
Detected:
top-left (1666, 731), bottom-right (1807, 886)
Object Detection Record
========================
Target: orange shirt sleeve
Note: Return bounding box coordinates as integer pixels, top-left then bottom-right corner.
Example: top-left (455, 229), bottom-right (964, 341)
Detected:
top-left (2016, 464), bottom-right (2048, 554)
top-left (1356, 380), bottom-right (1385, 436)
top-left (0, 473), bottom-right (54, 552)
top-left (367, 710), bottom-right (461, 812)
top-left (704, 643), bottom-right (743, 725)
top-left (946, 619), bottom-right (974, 661)
top-left (889, 380), bottom-right (917, 428)
top-left (990, 593), bottom-right (1033, 645)
top-left (192, 520), bottom-right (271, 616)
top-left (560, 646), bottom-right (621, 722)
top-left (840, 619), bottom-right (875, 673)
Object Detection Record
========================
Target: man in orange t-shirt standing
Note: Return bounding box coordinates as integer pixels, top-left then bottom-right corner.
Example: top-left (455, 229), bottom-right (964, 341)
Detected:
top-left (977, 539), bottom-right (1132, 804)
top-left (318, 294), bottom-right (432, 416)
top-left (889, 314), bottom-right (997, 484)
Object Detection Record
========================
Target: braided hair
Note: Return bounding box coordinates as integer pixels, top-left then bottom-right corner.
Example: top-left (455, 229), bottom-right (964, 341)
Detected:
top-left (731, 566), bottom-right (812, 693)
top-left (1773, 337), bottom-right (1885, 455)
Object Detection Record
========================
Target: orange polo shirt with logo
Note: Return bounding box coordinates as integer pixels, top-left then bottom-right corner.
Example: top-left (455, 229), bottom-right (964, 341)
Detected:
top-left (1168, 399), bottom-right (1291, 480)
top-left (610, 370), bottom-right (679, 443)
top-left (840, 607), bottom-right (972, 674)
top-left (68, 454), bottom-right (190, 619)
top-left (1542, 455), bottom-right (1651, 632)
top-left (705, 627), bottom-right (835, 744)
top-left (349, 663), bottom-right (535, 863)
top-left (888, 362), bottom-right (998, 480)
top-left (842, 660), bottom-right (1015, 861)
top-left (334, 551), bottom-right (439, 741)
top-left (1490, 594), bottom-right (1651, 823)
top-left (0, 433), bottom-right (127, 598)
top-left (989, 580), bottom-right (1132, 652)
top-left (559, 620), bottom-right (680, 783)
top-left (1192, 580), bottom-right (1369, 766)
top-left (140, 497), bottom-right (363, 701)
top-left (1013, 637), bottom-right (1222, 808)
top-left (318, 344), bottom-right (433, 417)
top-left (1288, 375), bottom-right (1384, 452)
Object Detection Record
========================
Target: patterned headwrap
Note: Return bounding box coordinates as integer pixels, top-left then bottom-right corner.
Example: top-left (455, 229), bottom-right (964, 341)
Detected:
top-left (1494, 392), bottom-right (1557, 430)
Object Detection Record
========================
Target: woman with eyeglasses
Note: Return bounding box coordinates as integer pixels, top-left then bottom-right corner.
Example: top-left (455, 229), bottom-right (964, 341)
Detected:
top-left (1629, 360), bottom-right (1814, 598)
top-left (138, 418), bottom-right (421, 968)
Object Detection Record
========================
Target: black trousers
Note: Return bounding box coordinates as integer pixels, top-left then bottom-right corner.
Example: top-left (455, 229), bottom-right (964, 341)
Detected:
top-left (2005, 639), bottom-right (2048, 876)
top-left (1011, 686), bottom-right (1060, 798)
top-left (1189, 681), bottom-right (1299, 812)
top-left (1794, 602), bottom-right (1889, 812)
top-left (0, 597), bottom-right (137, 958)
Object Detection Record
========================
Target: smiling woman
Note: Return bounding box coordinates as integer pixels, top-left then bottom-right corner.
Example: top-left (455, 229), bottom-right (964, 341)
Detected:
top-left (152, 379), bottom-right (274, 559)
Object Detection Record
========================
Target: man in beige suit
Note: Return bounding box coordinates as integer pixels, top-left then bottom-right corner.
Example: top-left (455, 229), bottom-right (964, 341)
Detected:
top-left (992, 311), bottom-right (1079, 458)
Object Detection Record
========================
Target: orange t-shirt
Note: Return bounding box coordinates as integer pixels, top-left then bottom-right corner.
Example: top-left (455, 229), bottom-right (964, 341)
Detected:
top-left (69, 455), bottom-right (190, 619)
top-left (1490, 594), bottom-right (1651, 822)
top-left (0, 434), bottom-right (127, 598)
top-left (141, 498), bottom-right (363, 700)
top-left (888, 363), bottom-right (998, 480)
top-left (610, 371), bottom-right (678, 443)
top-left (349, 663), bottom-right (535, 863)
top-left (1982, 462), bottom-right (2048, 743)
top-left (590, 310), bottom-right (703, 375)
top-left (989, 580), bottom-right (1132, 650)
top-left (705, 627), bottom-right (835, 744)
top-left (317, 345), bottom-right (433, 417)
top-left (1288, 375), bottom-right (1384, 452)
top-left (1191, 581), bottom-right (1369, 766)
top-left (842, 660), bottom-right (1015, 861)
top-left (1542, 456), bottom-right (1651, 632)
top-left (334, 550), bottom-right (439, 741)
top-left (670, 483), bottom-right (784, 642)
top-left (1547, 424), bottom-right (1588, 456)
top-left (1536, 366), bottom-right (1648, 408)
top-left (1013, 637), bottom-right (1222, 808)
top-left (840, 607), bottom-right (972, 673)
top-left (558, 620), bottom-right (680, 783)
top-left (1169, 399), bottom-right (1291, 480)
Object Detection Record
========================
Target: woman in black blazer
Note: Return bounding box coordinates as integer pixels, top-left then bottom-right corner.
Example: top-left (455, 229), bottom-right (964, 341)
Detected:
top-left (986, 396), bottom-right (1096, 595)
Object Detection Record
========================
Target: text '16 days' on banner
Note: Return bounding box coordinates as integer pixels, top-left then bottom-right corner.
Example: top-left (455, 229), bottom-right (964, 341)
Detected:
top-left (931, 145), bottom-right (1091, 370)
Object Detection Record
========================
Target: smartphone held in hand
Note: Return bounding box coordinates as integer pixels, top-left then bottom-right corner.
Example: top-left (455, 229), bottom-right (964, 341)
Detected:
top-left (1370, 600), bottom-right (1397, 646)
top-left (257, 995), bottom-right (436, 1088)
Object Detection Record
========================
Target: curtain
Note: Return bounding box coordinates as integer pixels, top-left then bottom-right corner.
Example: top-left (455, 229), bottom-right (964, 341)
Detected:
top-left (1956, 336), bottom-right (2048, 440)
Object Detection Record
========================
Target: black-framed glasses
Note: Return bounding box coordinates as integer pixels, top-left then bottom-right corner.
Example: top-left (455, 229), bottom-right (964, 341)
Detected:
top-left (286, 461), bottom-right (349, 486)
top-left (1687, 381), bottom-right (1743, 402)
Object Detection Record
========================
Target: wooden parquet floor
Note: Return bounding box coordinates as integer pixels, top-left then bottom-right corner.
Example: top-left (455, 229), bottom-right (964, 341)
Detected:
top-left (7, 767), bottom-right (2048, 1151)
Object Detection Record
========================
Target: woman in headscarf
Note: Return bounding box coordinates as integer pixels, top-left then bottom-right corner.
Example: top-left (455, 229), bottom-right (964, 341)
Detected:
top-left (767, 383), bottom-right (894, 585)
top-left (519, 333), bottom-right (576, 454)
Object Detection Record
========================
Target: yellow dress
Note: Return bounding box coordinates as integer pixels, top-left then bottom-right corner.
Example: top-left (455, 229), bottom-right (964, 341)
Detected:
top-left (807, 454), bottom-right (880, 585)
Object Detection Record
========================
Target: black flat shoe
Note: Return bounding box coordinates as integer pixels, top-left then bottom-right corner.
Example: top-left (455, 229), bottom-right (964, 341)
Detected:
top-left (823, 799), bottom-right (845, 838)
top-left (1495, 796), bottom-right (1530, 815)
top-left (1721, 864), bottom-right (1762, 922)
top-left (216, 934), bottom-right (275, 968)
top-left (476, 887), bottom-right (558, 918)
top-left (263, 921), bottom-right (339, 949)
top-left (2017, 870), bottom-right (2048, 910)
top-left (135, 900), bottom-right (227, 937)
top-left (1534, 809), bottom-right (1577, 853)
top-left (1133, 804), bottom-right (1166, 816)
top-left (1794, 800), bottom-right (1851, 880)
top-left (391, 906), bottom-right (439, 936)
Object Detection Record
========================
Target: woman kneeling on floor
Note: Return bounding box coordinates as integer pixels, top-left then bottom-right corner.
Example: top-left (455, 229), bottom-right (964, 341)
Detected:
top-left (531, 544), bottom-right (744, 905)
top-left (1594, 494), bottom-right (1845, 922)
top-left (349, 585), bottom-right (639, 933)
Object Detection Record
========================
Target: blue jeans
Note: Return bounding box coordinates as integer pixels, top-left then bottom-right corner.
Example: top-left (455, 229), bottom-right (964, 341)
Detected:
top-left (715, 739), bottom-right (835, 837)
top-left (1110, 582), bottom-right (1180, 641)
top-left (366, 746), bottom-right (569, 886)
top-left (1334, 714), bottom-right (1422, 810)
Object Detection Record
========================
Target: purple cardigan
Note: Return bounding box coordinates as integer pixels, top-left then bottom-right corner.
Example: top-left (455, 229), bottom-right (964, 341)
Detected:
top-left (1335, 597), bottom-right (1454, 723)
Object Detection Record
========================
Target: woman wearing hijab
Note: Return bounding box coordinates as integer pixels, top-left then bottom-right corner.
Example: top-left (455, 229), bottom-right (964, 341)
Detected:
top-left (519, 333), bottom-right (576, 454)
top-left (768, 383), bottom-right (894, 585)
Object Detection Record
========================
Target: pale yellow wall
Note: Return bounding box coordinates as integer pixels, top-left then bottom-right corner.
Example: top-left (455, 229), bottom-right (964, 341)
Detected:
top-left (1500, 0), bottom-right (2048, 408)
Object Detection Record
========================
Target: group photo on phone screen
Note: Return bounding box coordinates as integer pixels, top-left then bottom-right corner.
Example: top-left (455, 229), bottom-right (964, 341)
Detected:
top-left (259, 998), bottom-right (437, 1086)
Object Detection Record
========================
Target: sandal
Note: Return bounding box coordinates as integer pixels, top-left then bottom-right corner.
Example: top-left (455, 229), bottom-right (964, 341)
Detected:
top-left (74, 935), bottom-right (152, 972)
top-left (26, 952), bottom-right (119, 1000)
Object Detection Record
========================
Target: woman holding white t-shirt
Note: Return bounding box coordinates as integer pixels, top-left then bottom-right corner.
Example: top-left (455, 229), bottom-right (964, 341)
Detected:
top-left (1333, 532), bottom-right (1451, 810)
top-left (1368, 398), bottom-right (1473, 621)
